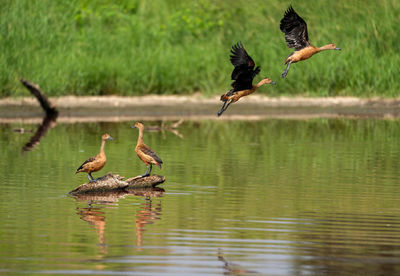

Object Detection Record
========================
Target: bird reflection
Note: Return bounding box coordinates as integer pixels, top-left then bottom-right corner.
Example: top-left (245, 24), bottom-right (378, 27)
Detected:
top-left (146, 119), bottom-right (184, 139)
top-left (218, 248), bottom-right (257, 275)
top-left (72, 188), bottom-right (164, 254)
top-left (77, 205), bottom-right (108, 255)
top-left (135, 198), bottom-right (162, 251)
top-left (21, 112), bottom-right (58, 154)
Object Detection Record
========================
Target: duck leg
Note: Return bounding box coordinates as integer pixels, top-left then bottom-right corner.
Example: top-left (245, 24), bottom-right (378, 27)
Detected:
top-left (217, 101), bottom-right (228, 116)
top-left (141, 165), bottom-right (151, 177)
top-left (87, 173), bottom-right (94, 182)
top-left (282, 61), bottom-right (292, 78)
top-left (217, 100), bottom-right (233, 116)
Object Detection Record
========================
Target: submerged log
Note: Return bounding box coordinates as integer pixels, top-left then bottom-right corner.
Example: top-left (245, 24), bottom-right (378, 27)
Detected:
top-left (69, 173), bottom-right (128, 195)
top-left (20, 78), bottom-right (58, 115)
top-left (69, 173), bottom-right (165, 195)
top-left (126, 175), bottom-right (166, 189)
top-left (72, 187), bottom-right (165, 202)
top-left (20, 78), bottom-right (58, 154)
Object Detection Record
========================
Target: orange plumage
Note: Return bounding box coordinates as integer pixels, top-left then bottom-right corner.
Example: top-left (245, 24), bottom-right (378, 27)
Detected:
top-left (75, 133), bottom-right (113, 182)
top-left (132, 122), bottom-right (163, 177)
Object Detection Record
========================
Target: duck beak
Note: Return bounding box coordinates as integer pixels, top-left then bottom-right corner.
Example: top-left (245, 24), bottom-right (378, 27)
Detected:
top-left (335, 47), bottom-right (341, 50)
top-left (108, 136), bottom-right (114, 141)
top-left (131, 125), bottom-right (137, 129)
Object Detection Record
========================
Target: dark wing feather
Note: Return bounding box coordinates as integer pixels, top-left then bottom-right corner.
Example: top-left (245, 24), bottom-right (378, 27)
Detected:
top-left (141, 145), bottom-right (163, 164)
top-left (76, 156), bottom-right (95, 171)
top-left (228, 42), bottom-right (260, 93)
top-left (280, 6), bottom-right (310, 50)
top-left (230, 42), bottom-right (256, 69)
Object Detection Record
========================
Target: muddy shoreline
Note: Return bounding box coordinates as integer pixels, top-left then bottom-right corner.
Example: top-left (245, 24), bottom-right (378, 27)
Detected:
top-left (2, 95), bottom-right (400, 123)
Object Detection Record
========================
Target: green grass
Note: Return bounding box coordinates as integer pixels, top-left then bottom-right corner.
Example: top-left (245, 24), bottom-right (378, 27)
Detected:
top-left (1, 0), bottom-right (399, 97)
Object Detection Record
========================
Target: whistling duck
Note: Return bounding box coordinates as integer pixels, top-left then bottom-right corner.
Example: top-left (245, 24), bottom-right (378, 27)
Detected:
top-left (280, 5), bottom-right (341, 78)
top-left (132, 122), bottom-right (163, 177)
top-left (75, 133), bottom-right (113, 182)
top-left (218, 42), bottom-right (275, 116)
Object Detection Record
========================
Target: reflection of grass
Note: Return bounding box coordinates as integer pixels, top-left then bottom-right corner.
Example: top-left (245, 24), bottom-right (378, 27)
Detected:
top-left (1, 0), bottom-right (399, 97)
top-left (2, 119), bottom-right (400, 254)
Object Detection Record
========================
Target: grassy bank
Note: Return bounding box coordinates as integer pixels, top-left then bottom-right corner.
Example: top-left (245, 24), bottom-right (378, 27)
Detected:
top-left (1, 0), bottom-right (399, 97)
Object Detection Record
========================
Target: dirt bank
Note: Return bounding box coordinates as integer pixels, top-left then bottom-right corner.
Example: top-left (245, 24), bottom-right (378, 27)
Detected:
top-left (1, 95), bottom-right (400, 123)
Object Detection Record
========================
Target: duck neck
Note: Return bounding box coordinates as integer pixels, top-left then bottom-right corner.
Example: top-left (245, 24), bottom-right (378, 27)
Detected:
top-left (254, 80), bottom-right (266, 90)
top-left (100, 139), bottom-right (106, 154)
top-left (137, 128), bottom-right (144, 145)
top-left (317, 44), bottom-right (332, 52)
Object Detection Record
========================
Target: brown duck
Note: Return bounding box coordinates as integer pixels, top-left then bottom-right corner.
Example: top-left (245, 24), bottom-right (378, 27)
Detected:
top-left (132, 122), bottom-right (163, 177)
top-left (75, 133), bottom-right (113, 182)
top-left (218, 42), bottom-right (275, 116)
top-left (280, 5), bottom-right (341, 78)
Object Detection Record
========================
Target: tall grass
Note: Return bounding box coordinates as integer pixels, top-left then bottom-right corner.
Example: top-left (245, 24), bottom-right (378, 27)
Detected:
top-left (0, 0), bottom-right (399, 97)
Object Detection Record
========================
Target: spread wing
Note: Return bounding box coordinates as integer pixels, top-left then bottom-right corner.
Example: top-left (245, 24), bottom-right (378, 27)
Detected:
top-left (139, 144), bottom-right (163, 164)
top-left (229, 42), bottom-right (260, 94)
top-left (280, 5), bottom-right (310, 50)
top-left (76, 156), bottom-right (95, 171)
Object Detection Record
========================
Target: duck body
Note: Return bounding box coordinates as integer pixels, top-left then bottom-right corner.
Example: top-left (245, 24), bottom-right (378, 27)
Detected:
top-left (76, 133), bottom-right (113, 182)
top-left (132, 122), bottom-right (163, 177)
top-left (284, 46), bottom-right (320, 64)
top-left (221, 82), bottom-right (269, 104)
top-left (280, 5), bottom-right (341, 78)
top-left (135, 143), bottom-right (163, 169)
top-left (218, 42), bottom-right (275, 116)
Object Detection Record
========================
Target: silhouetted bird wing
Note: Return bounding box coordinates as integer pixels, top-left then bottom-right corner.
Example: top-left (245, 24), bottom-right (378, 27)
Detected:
top-left (280, 6), bottom-right (310, 50)
top-left (140, 145), bottom-right (163, 164)
top-left (76, 156), bottom-right (95, 171)
top-left (229, 42), bottom-right (260, 94)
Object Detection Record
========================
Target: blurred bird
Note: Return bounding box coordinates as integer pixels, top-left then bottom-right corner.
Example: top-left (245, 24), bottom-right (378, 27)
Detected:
top-left (218, 42), bottom-right (275, 116)
top-left (280, 5), bottom-right (341, 78)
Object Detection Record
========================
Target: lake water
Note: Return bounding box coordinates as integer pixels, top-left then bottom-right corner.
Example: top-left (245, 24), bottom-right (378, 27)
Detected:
top-left (1, 119), bottom-right (400, 275)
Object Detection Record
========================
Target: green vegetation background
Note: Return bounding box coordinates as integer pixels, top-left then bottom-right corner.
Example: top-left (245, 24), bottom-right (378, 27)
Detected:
top-left (1, 0), bottom-right (399, 98)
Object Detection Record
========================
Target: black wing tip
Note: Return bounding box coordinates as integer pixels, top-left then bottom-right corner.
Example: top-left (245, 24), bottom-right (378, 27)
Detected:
top-left (284, 5), bottom-right (295, 15)
top-left (231, 41), bottom-right (245, 54)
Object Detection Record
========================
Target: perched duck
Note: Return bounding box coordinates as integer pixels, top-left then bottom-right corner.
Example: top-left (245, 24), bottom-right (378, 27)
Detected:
top-left (75, 133), bottom-right (113, 182)
top-left (218, 42), bottom-right (275, 116)
top-left (132, 122), bottom-right (163, 177)
top-left (280, 5), bottom-right (341, 78)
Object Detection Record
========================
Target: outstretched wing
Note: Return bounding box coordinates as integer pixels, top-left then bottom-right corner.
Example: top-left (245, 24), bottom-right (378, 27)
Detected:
top-left (230, 42), bottom-right (256, 69)
top-left (280, 6), bottom-right (310, 50)
top-left (229, 42), bottom-right (260, 93)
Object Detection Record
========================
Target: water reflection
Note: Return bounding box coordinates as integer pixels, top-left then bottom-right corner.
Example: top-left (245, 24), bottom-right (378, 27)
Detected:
top-left (19, 78), bottom-right (59, 154)
top-left (73, 188), bottom-right (164, 254)
top-left (290, 212), bottom-right (400, 275)
top-left (77, 205), bottom-right (108, 255)
top-left (146, 119), bottom-right (184, 139)
top-left (21, 112), bottom-right (58, 154)
top-left (136, 199), bottom-right (162, 250)
top-left (3, 119), bottom-right (400, 275)
top-left (218, 248), bottom-right (256, 275)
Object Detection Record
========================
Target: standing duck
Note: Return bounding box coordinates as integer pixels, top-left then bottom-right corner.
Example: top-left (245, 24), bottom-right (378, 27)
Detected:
top-left (132, 122), bottom-right (163, 177)
top-left (218, 42), bottom-right (275, 117)
top-left (280, 5), bottom-right (341, 78)
top-left (75, 133), bottom-right (113, 182)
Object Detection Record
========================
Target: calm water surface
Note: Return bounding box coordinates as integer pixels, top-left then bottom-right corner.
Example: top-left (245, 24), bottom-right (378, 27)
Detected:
top-left (1, 119), bottom-right (400, 275)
